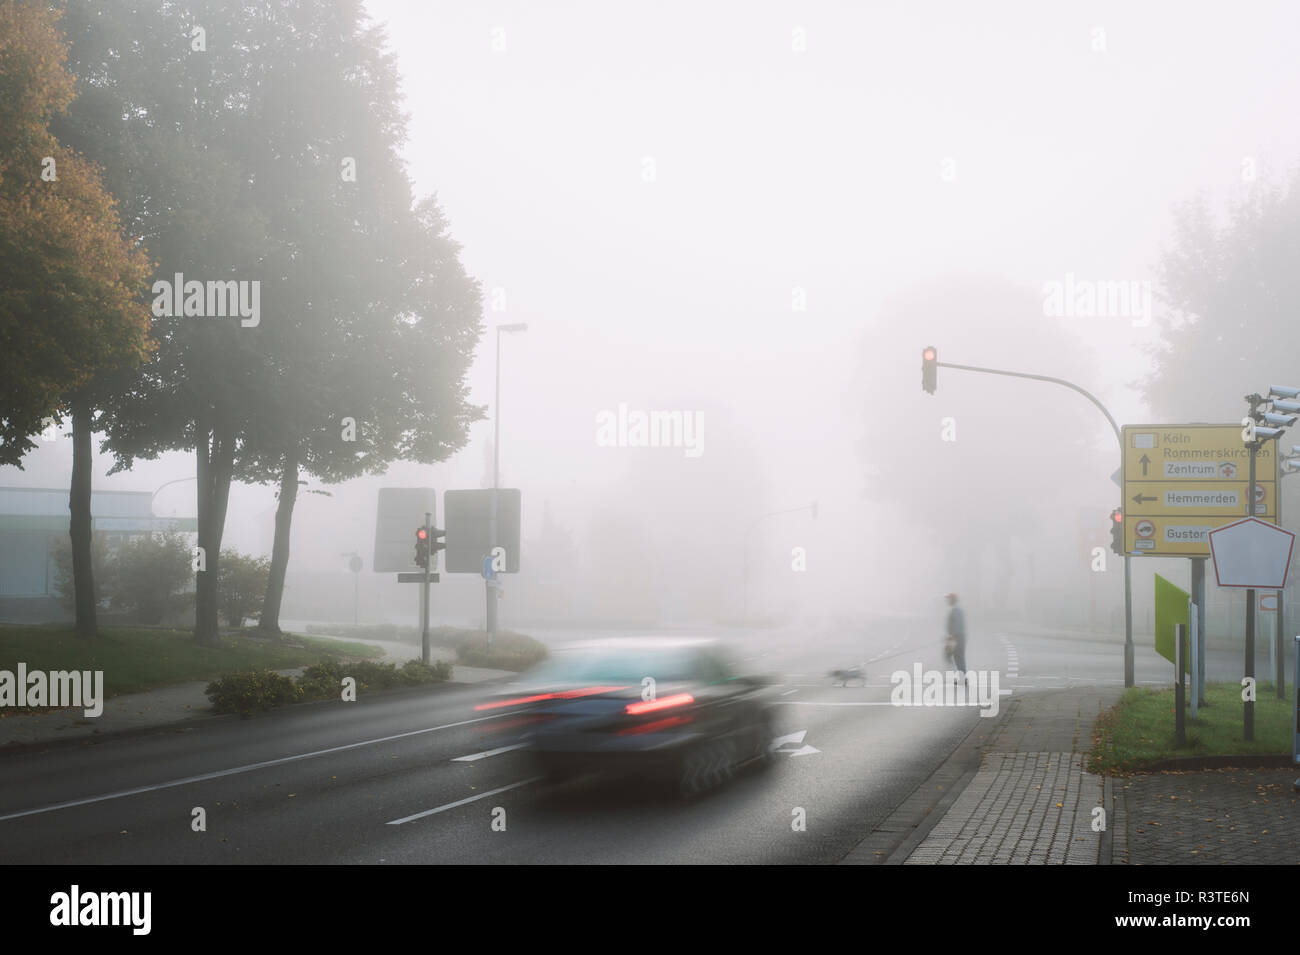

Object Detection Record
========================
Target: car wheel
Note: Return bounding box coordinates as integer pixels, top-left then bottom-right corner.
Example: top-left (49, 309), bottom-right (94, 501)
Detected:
top-left (675, 744), bottom-right (710, 798)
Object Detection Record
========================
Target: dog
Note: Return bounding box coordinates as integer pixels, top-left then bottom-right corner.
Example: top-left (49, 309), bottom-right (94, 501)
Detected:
top-left (828, 665), bottom-right (866, 687)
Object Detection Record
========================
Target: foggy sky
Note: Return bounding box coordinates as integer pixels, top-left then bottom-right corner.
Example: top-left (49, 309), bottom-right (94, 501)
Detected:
top-left (7, 1), bottom-right (1300, 626)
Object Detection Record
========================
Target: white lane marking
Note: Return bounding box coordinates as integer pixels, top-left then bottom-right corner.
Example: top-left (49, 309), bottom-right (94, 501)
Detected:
top-left (452, 743), bottom-right (529, 762)
top-left (0, 713), bottom-right (513, 823)
top-left (780, 688), bottom-right (799, 696)
top-left (771, 701), bottom-right (893, 706)
top-left (387, 777), bottom-right (542, 825)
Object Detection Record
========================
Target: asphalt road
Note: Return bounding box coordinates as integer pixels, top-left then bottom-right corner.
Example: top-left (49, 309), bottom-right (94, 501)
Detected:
top-left (0, 620), bottom-right (1287, 864)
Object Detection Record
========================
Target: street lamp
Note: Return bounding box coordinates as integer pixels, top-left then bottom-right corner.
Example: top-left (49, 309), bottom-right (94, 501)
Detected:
top-left (150, 476), bottom-right (196, 517)
top-left (488, 323), bottom-right (528, 646)
top-left (743, 501), bottom-right (817, 624)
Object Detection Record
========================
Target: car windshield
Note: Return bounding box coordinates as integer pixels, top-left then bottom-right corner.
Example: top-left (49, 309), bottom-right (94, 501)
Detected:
top-left (529, 646), bottom-right (701, 684)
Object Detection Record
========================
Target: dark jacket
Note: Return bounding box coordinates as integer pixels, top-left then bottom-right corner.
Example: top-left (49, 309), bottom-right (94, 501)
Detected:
top-left (947, 605), bottom-right (967, 643)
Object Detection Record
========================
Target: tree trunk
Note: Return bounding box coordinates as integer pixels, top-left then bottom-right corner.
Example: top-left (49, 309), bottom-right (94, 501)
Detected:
top-left (69, 395), bottom-right (97, 640)
top-left (258, 446), bottom-right (299, 638)
top-left (194, 413), bottom-right (236, 646)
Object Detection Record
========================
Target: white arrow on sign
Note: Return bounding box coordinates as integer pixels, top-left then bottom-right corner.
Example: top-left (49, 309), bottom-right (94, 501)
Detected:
top-left (769, 730), bottom-right (821, 757)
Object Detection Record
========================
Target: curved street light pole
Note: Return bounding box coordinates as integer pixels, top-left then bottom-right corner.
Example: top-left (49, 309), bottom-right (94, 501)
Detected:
top-left (488, 323), bottom-right (528, 647)
top-left (150, 476), bottom-right (197, 517)
top-left (743, 501), bottom-right (817, 624)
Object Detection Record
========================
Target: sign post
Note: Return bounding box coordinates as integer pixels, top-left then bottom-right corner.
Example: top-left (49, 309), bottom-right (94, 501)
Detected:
top-left (1208, 516), bottom-right (1296, 741)
top-left (1292, 634), bottom-right (1299, 792)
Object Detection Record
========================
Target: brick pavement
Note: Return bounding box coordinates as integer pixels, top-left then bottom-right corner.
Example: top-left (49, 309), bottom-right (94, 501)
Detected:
top-left (900, 687), bottom-right (1118, 864)
top-left (1119, 768), bottom-right (1300, 864)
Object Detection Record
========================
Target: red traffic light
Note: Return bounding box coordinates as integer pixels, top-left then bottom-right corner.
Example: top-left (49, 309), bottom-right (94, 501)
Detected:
top-left (416, 527), bottom-right (429, 540)
top-left (922, 347), bottom-right (936, 361)
top-left (1112, 511), bottom-right (1123, 523)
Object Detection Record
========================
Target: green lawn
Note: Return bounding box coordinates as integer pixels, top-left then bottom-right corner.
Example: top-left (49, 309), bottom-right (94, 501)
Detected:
top-left (1088, 681), bottom-right (1294, 775)
top-left (0, 625), bottom-right (383, 704)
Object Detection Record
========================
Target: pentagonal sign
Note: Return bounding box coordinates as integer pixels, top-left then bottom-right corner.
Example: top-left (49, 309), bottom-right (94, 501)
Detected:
top-left (1207, 517), bottom-right (1295, 590)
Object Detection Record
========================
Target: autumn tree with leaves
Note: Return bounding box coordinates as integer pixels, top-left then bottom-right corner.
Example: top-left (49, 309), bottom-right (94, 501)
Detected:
top-left (0, 0), bottom-right (153, 638)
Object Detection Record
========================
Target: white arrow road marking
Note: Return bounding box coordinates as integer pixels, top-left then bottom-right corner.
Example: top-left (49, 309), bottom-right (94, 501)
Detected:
top-left (783, 744), bottom-right (820, 757)
top-left (387, 777), bottom-right (543, 825)
top-left (769, 730), bottom-right (821, 757)
top-left (452, 743), bottom-right (529, 762)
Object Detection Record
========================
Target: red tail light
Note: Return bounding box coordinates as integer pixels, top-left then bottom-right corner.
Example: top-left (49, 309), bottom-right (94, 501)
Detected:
top-left (618, 715), bottom-right (692, 735)
top-left (474, 685), bottom-right (630, 711)
top-left (625, 693), bottom-right (695, 715)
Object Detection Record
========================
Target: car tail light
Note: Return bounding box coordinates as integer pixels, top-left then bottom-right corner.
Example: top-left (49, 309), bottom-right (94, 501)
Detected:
top-left (618, 715), bottom-right (692, 736)
top-left (624, 692), bottom-right (694, 715)
top-left (474, 685), bottom-right (630, 711)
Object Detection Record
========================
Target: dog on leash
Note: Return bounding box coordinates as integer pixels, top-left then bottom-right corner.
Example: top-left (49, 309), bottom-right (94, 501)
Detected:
top-left (828, 665), bottom-right (866, 686)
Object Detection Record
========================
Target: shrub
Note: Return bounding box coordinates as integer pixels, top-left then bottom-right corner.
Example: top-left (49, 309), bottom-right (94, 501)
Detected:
top-left (455, 631), bottom-right (548, 671)
top-left (296, 658), bottom-right (451, 701)
top-left (217, 550), bottom-right (271, 628)
top-left (205, 669), bottom-right (301, 718)
top-left (105, 530), bottom-right (193, 624)
top-left (50, 534), bottom-right (111, 612)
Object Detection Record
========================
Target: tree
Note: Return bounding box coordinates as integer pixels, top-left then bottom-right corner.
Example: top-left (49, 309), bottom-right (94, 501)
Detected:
top-left (1144, 169), bottom-right (1300, 421)
top-left (217, 550), bottom-right (270, 629)
top-left (0, 0), bottom-right (154, 639)
top-left (213, 2), bottom-right (482, 635)
top-left (58, 0), bottom-right (281, 645)
top-left (51, 533), bottom-right (109, 612)
top-left (56, 1), bottom-right (483, 645)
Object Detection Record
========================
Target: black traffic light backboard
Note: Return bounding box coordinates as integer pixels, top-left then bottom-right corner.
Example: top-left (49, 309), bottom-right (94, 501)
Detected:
top-left (443, 489), bottom-right (521, 573)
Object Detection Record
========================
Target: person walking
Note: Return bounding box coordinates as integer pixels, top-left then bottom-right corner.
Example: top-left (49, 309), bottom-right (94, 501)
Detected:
top-left (944, 593), bottom-right (967, 679)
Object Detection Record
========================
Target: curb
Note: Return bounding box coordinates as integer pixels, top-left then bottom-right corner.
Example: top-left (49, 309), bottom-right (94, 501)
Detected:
top-left (838, 696), bottom-right (1017, 864)
top-left (1130, 753), bottom-right (1295, 772)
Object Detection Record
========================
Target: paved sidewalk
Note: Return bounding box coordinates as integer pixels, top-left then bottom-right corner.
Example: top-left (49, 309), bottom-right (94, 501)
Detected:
top-left (899, 687), bottom-right (1121, 864)
top-left (1119, 767), bottom-right (1300, 864)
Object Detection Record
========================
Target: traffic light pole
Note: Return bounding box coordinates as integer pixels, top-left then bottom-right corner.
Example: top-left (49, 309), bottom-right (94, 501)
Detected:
top-left (933, 359), bottom-right (1134, 686)
top-left (422, 510), bottom-right (431, 665)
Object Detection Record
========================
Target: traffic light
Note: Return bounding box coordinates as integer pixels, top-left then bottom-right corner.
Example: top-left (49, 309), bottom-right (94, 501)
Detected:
top-left (1110, 508), bottom-right (1124, 556)
top-left (921, 346), bottom-right (937, 395)
top-left (414, 526), bottom-right (430, 569)
top-left (428, 526), bottom-right (446, 562)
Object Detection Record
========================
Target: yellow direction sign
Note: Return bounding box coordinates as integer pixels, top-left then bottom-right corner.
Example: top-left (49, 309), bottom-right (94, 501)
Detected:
top-left (1122, 424), bottom-right (1278, 556)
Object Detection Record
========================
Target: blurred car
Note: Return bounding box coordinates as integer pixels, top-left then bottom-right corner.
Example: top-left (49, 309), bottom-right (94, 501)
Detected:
top-left (473, 637), bottom-right (777, 797)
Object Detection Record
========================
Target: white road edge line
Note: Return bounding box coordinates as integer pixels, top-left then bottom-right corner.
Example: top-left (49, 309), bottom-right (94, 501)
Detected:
top-left (452, 743), bottom-right (529, 762)
top-left (387, 777), bottom-right (543, 825)
top-left (0, 712), bottom-right (513, 823)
